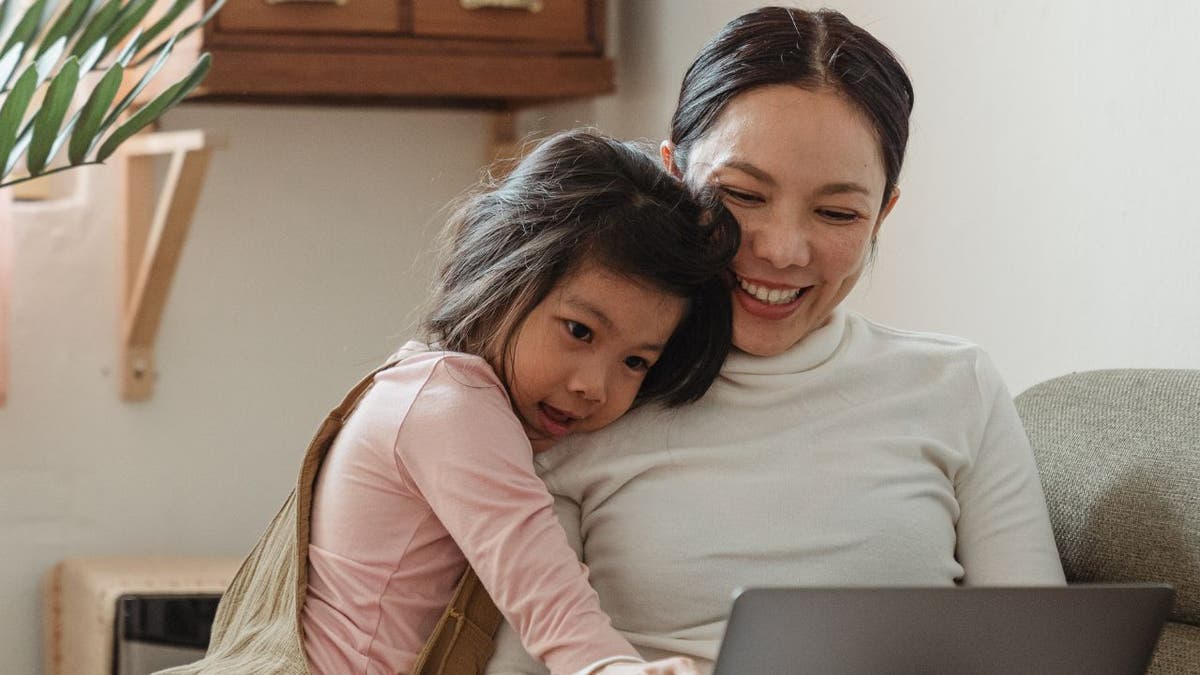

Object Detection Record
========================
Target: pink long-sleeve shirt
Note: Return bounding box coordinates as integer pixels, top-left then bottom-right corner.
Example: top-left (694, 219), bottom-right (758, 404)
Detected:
top-left (300, 345), bottom-right (637, 675)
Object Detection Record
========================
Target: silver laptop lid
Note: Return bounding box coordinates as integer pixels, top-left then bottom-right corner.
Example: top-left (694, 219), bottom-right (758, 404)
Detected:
top-left (713, 584), bottom-right (1173, 675)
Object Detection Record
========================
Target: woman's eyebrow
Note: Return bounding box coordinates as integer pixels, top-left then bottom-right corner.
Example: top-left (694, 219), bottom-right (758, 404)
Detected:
top-left (721, 160), bottom-right (776, 187)
top-left (816, 182), bottom-right (872, 197)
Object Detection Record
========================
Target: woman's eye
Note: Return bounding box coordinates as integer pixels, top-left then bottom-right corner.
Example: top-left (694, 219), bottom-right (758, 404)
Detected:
top-left (817, 208), bottom-right (861, 223)
top-left (565, 320), bottom-right (592, 341)
top-left (719, 186), bottom-right (762, 204)
top-left (623, 356), bottom-right (650, 372)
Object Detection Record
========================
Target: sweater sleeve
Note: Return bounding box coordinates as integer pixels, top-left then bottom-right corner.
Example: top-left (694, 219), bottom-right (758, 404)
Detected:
top-left (953, 351), bottom-right (1066, 585)
top-left (397, 357), bottom-right (638, 674)
top-left (484, 493), bottom-right (588, 674)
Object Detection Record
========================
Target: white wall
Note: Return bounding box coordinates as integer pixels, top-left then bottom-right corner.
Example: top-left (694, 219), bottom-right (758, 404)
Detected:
top-left (537, 0), bottom-right (1200, 394)
top-left (4, 1), bottom-right (1200, 672)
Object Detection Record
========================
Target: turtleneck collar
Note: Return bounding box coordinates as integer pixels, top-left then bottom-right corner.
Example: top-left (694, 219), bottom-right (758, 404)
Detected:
top-left (721, 306), bottom-right (850, 376)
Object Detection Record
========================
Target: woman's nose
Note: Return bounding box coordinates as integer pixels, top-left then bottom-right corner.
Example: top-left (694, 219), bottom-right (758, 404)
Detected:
top-left (749, 219), bottom-right (812, 269)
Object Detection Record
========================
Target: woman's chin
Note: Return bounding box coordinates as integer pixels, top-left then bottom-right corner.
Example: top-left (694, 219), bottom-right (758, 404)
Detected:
top-left (732, 305), bottom-right (811, 357)
top-left (731, 326), bottom-right (797, 357)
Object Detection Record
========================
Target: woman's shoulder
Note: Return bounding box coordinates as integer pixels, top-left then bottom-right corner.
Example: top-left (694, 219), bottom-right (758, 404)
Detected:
top-left (844, 312), bottom-right (1010, 391)
top-left (847, 311), bottom-right (986, 362)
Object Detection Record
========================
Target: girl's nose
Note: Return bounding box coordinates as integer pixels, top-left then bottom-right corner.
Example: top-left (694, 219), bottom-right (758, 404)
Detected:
top-left (567, 364), bottom-right (607, 405)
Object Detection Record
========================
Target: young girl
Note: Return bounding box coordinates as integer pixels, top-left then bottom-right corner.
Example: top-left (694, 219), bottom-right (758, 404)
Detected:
top-left (162, 130), bottom-right (738, 675)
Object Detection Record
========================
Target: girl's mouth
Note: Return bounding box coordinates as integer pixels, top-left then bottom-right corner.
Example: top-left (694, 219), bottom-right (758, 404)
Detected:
top-left (537, 403), bottom-right (577, 438)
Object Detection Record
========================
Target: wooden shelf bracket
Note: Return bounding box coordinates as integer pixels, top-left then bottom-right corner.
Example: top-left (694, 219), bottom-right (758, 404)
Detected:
top-left (117, 129), bottom-right (214, 401)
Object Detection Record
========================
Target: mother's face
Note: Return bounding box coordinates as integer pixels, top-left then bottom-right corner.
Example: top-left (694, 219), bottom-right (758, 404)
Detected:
top-left (667, 85), bottom-right (898, 357)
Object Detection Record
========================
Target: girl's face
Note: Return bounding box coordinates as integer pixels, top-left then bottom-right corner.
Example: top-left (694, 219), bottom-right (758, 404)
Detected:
top-left (503, 261), bottom-right (685, 452)
top-left (669, 84), bottom-right (899, 357)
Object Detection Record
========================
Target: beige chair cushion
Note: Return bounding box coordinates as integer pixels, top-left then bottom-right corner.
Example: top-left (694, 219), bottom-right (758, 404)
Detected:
top-left (42, 556), bottom-right (240, 675)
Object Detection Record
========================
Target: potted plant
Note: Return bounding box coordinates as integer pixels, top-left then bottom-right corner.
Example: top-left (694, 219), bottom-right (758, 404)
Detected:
top-left (0, 0), bottom-right (225, 188)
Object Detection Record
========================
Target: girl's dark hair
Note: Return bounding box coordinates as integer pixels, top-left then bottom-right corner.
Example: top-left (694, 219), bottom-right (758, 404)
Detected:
top-left (424, 129), bottom-right (740, 407)
top-left (670, 7), bottom-right (915, 209)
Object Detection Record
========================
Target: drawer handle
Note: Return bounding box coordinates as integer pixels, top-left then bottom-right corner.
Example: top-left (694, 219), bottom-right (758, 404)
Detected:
top-left (460, 0), bottom-right (544, 12)
top-left (266, 0), bottom-right (348, 5)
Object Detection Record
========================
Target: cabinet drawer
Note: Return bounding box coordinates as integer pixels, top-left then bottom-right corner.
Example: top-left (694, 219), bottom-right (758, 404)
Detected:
top-left (412, 0), bottom-right (589, 44)
top-left (217, 0), bottom-right (403, 34)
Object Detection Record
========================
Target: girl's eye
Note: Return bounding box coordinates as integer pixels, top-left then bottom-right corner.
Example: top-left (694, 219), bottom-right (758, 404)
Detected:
top-left (565, 320), bottom-right (592, 341)
top-left (719, 186), bottom-right (763, 204)
top-left (623, 356), bottom-right (650, 372)
top-left (817, 208), bottom-right (861, 224)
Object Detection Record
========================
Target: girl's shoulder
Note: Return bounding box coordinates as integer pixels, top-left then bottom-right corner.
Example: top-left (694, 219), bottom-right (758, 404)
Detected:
top-left (377, 342), bottom-right (510, 409)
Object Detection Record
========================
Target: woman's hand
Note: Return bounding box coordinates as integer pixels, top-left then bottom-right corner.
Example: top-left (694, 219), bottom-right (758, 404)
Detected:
top-left (593, 656), bottom-right (703, 675)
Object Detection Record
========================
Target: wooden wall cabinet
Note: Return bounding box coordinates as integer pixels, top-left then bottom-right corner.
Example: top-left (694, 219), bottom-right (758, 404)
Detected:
top-left (194, 0), bottom-right (613, 106)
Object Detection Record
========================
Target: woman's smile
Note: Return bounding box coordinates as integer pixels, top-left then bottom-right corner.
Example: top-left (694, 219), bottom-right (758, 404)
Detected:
top-left (735, 275), bottom-right (812, 319)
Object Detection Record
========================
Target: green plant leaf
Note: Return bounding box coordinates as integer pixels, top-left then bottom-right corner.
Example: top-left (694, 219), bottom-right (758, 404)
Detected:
top-left (132, 0), bottom-right (190, 53)
top-left (46, 107), bottom-right (82, 163)
top-left (33, 35), bottom-right (66, 84)
top-left (4, 122), bottom-right (32, 175)
top-left (0, 0), bottom-right (47, 64)
top-left (110, 26), bottom-right (138, 65)
top-left (97, 32), bottom-right (173, 132)
top-left (0, 64), bottom-right (37, 171)
top-left (97, 51), bottom-right (208, 162)
top-left (132, 0), bottom-right (223, 67)
top-left (0, 0), bottom-right (12, 34)
top-left (68, 0), bottom-right (121, 59)
top-left (36, 0), bottom-right (92, 58)
top-left (0, 39), bottom-right (23, 90)
top-left (77, 34), bottom-right (107, 73)
top-left (27, 55), bottom-right (80, 175)
top-left (97, 0), bottom-right (156, 61)
top-left (68, 59), bottom-right (121, 163)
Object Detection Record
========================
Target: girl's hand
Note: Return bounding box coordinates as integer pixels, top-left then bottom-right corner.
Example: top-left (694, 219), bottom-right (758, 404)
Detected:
top-left (593, 656), bottom-right (703, 675)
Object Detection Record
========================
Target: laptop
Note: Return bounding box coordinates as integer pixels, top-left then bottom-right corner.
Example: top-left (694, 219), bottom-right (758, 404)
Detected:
top-left (712, 584), bottom-right (1174, 675)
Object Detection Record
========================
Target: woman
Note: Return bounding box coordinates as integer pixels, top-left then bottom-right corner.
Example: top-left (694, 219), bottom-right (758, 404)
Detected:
top-left (485, 6), bottom-right (1064, 673)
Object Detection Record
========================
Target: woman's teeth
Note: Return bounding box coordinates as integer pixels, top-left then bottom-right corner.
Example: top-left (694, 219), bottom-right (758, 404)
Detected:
top-left (738, 278), bottom-right (804, 305)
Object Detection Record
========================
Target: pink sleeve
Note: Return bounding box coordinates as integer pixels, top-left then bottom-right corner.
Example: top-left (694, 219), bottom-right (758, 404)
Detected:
top-left (396, 356), bottom-right (638, 674)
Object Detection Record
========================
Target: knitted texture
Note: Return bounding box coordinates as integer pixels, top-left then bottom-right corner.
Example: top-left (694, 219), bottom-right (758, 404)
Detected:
top-left (1016, 369), bottom-right (1200, 674)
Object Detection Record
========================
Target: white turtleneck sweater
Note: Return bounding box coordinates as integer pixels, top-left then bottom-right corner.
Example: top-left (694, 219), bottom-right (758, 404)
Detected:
top-left (485, 308), bottom-right (1065, 674)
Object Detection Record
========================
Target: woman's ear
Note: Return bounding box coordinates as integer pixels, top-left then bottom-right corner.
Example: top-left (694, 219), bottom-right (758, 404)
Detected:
top-left (660, 141), bottom-right (682, 178)
top-left (873, 187), bottom-right (901, 239)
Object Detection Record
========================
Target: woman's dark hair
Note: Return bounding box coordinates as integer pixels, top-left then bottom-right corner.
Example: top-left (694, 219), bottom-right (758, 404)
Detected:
top-left (670, 7), bottom-right (915, 209)
top-left (424, 129), bottom-right (740, 407)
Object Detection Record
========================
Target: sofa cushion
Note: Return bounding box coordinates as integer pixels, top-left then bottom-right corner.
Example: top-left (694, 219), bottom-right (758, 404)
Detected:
top-left (1015, 369), bottom-right (1200, 626)
top-left (1147, 622), bottom-right (1200, 674)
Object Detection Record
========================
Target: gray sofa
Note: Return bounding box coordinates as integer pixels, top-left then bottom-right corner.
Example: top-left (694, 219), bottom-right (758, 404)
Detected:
top-left (1015, 369), bottom-right (1200, 674)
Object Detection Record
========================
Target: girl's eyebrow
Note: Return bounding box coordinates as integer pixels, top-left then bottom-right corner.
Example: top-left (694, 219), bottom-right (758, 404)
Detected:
top-left (564, 297), bottom-right (614, 330)
top-left (563, 297), bottom-right (668, 353)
